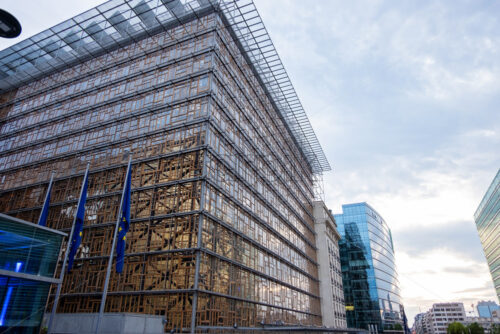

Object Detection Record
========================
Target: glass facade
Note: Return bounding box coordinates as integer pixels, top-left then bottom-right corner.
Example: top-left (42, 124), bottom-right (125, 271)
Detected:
top-left (477, 301), bottom-right (499, 318)
top-left (474, 169), bottom-right (500, 302)
top-left (0, 213), bottom-right (65, 333)
top-left (0, 0), bottom-right (330, 332)
top-left (334, 203), bottom-right (404, 332)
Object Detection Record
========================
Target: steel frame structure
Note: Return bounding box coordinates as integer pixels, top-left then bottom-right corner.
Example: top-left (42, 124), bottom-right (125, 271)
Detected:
top-left (0, 0), bottom-right (333, 332)
top-left (0, 0), bottom-right (329, 175)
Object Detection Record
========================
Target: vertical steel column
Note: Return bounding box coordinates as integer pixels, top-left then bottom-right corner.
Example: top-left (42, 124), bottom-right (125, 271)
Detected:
top-left (189, 39), bottom-right (215, 333)
top-left (189, 123), bottom-right (211, 333)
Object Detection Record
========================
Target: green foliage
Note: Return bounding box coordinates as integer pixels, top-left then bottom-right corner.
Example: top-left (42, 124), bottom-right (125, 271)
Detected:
top-left (467, 322), bottom-right (484, 334)
top-left (447, 322), bottom-right (466, 334)
top-left (490, 324), bottom-right (500, 334)
top-left (394, 324), bottom-right (403, 330)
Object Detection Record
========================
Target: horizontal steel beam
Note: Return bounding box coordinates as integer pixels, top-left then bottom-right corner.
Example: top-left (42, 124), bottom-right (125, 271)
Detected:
top-left (0, 268), bottom-right (61, 284)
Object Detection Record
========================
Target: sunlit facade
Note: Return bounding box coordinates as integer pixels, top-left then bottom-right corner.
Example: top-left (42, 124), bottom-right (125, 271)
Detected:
top-left (475, 169), bottom-right (500, 302)
top-left (0, 0), bottom-right (331, 332)
top-left (334, 202), bottom-right (404, 332)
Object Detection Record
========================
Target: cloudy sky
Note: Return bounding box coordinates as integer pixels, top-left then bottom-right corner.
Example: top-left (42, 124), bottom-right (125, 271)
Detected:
top-left (253, 0), bottom-right (500, 324)
top-left (2, 0), bottom-right (499, 326)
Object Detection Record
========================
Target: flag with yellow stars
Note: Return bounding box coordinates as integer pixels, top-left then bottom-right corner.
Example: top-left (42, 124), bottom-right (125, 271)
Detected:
top-left (116, 163), bottom-right (132, 273)
top-left (68, 170), bottom-right (89, 271)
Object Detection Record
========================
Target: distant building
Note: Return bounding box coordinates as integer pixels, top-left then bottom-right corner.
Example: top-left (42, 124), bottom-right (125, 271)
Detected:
top-left (464, 316), bottom-right (500, 333)
top-left (422, 312), bottom-right (432, 334)
top-left (413, 313), bottom-right (426, 334)
top-left (474, 169), bottom-right (500, 301)
top-left (313, 201), bottom-right (347, 328)
top-left (0, 213), bottom-right (65, 333)
top-left (425, 303), bottom-right (466, 334)
top-left (477, 301), bottom-right (500, 318)
top-left (419, 301), bottom-right (500, 334)
top-left (335, 202), bottom-right (405, 332)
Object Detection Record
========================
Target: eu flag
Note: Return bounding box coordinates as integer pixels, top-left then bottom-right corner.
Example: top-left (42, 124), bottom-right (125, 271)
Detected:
top-left (116, 164), bottom-right (132, 273)
top-left (38, 174), bottom-right (54, 226)
top-left (67, 170), bottom-right (89, 272)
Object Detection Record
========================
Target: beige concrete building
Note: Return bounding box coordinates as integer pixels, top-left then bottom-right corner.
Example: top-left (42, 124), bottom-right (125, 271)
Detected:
top-left (313, 201), bottom-right (347, 328)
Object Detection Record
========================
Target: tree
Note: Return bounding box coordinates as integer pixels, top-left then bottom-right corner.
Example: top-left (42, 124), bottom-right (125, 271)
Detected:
top-left (490, 324), bottom-right (500, 334)
top-left (447, 322), bottom-right (466, 334)
top-left (394, 324), bottom-right (403, 331)
top-left (467, 322), bottom-right (485, 334)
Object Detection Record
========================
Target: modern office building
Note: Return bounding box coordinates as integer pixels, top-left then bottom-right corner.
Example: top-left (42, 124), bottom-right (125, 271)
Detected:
top-left (0, 0), bottom-right (331, 332)
top-left (313, 201), bottom-right (347, 328)
top-left (334, 202), bottom-right (404, 332)
top-left (0, 213), bottom-right (65, 334)
top-left (475, 169), bottom-right (500, 302)
top-left (477, 300), bottom-right (500, 318)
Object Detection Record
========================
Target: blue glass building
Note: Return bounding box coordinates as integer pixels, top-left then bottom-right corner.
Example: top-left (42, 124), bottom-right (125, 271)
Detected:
top-left (475, 169), bottom-right (500, 301)
top-left (334, 202), bottom-right (404, 332)
top-left (0, 213), bottom-right (65, 333)
top-left (477, 301), bottom-right (500, 318)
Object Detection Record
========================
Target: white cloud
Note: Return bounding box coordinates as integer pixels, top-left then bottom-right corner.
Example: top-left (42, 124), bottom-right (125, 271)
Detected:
top-left (255, 0), bottom-right (500, 325)
top-left (397, 249), bottom-right (496, 316)
top-left (2, 0), bottom-right (499, 327)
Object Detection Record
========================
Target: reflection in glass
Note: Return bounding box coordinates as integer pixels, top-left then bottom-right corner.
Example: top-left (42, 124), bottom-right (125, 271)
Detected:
top-left (335, 203), bottom-right (405, 332)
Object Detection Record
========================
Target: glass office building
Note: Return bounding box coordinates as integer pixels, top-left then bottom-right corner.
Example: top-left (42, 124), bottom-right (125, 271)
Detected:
top-left (475, 169), bottom-right (500, 302)
top-left (334, 203), bottom-right (404, 332)
top-left (0, 213), bottom-right (65, 333)
top-left (477, 301), bottom-right (500, 318)
top-left (0, 0), bottom-right (331, 331)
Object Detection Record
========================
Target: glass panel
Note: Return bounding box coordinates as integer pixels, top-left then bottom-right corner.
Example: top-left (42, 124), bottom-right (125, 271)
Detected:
top-left (0, 217), bottom-right (63, 278)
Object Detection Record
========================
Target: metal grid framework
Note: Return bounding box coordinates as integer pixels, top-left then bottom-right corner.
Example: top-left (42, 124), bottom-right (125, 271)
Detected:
top-left (0, 1), bottom-right (334, 332)
top-left (218, 0), bottom-right (330, 173)
top-left (0, 0), bottom-right (330, 174)
top-left (0, 0), bottom-right (213, 90)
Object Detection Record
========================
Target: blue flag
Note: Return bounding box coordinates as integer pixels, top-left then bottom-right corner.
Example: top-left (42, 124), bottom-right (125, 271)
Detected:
top-left (67, 171), bottom-right (89, 272)
top-left (116, 164), bottom-right (132, 273)
top-left (38, 175), bottom-right (54, 226)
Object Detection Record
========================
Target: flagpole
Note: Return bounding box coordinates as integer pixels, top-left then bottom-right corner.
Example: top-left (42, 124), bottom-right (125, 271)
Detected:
top-left (95, 156), bottom-right (132, 334)
top-left (38, 171), bottom-right (55, 225)
top-left (47, 163), bottom-right (90, 334)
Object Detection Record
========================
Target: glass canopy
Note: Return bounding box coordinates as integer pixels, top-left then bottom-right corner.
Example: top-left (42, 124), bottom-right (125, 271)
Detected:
top-left (0, 0), bottom-right (331, 173)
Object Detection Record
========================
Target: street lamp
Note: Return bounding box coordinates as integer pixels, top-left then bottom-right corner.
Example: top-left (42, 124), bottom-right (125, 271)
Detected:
top-left (0, 9), bottom-right (21, 38)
